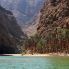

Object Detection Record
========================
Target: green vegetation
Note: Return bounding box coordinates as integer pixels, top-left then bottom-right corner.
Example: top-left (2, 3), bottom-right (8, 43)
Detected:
top-left (20, 27), bottom-right (69, 54)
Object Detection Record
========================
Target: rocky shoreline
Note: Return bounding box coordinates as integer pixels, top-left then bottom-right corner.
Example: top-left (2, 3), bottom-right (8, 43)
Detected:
top-left (1, 53), bottom-right (69, 56)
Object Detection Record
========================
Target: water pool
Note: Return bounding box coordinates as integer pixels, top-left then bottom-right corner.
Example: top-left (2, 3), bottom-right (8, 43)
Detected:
top-left (0, 56), bottom-right (69, 69)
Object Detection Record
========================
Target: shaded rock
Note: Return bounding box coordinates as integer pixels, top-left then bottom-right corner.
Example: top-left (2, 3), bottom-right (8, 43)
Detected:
top-left (0, 6), bottom-right (26, 54)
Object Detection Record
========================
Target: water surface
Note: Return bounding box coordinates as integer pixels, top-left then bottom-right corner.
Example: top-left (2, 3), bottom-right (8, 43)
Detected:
top-left (0, 56), bottom-right (69, 69)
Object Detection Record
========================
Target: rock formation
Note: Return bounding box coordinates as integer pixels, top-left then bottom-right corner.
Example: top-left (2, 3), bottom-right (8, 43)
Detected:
top-left (37, 0), bottom-right (69, 37)
top-left (37, 0), bottom-right (69, 53)
top-left (0, 6), bottom-right (26, 54)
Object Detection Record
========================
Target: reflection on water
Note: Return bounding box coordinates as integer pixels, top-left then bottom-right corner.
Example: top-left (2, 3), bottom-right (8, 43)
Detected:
top-left (0, 56), bottom-right (69, 69)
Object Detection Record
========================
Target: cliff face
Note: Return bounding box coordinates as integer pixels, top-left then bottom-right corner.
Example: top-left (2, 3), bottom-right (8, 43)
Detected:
top-left (37, 0), bottom-right (69, 36)
top-left (0, 0), bottom-right (44, 27)
top-left (0, 6), bottom-right (25, 54)
top-left (37, 0), bottom-right (69, 53)
top-left (23, 12), bottom-right (41, 36)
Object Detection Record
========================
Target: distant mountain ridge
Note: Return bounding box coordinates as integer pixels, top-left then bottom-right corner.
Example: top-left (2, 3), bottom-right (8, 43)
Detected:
top-left (0, 0), bottom-right (44, 26)
top-left (0, 0), bottom-right (44, 36)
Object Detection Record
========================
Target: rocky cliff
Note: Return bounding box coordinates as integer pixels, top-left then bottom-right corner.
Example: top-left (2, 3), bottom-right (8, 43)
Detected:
top-left (37, 0), bottom-right (69, 37)
top-left (0, 6), bottom-right (26, 54)
top-left (23, 12), bottom-right (41, 36)
top-left (37, 0), bottom-right (69, 53)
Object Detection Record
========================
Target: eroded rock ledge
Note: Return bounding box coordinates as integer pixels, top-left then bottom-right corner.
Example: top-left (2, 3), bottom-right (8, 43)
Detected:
top-left (37, 0), bottom-right (69, 36)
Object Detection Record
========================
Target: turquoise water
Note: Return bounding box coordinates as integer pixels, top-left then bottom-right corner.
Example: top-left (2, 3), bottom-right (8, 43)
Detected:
top-left (0, 56), bottom-right (69, 69)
